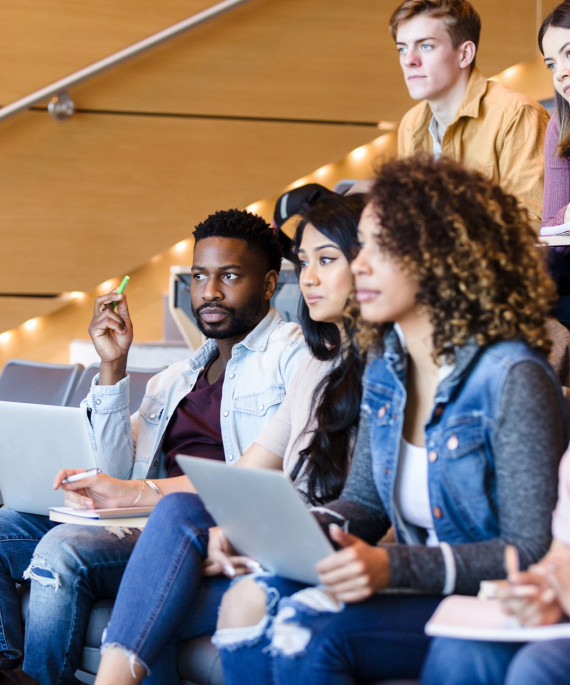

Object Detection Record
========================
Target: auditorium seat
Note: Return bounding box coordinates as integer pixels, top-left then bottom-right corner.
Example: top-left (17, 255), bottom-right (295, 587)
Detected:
top-left (0, 359), bottom-right (84, 406)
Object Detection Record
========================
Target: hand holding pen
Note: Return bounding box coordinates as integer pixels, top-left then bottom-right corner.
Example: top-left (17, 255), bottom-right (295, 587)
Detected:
top-left (88, 276), bottom-right (133, 384)
top-left (498, 544), bottom-right (562, 626)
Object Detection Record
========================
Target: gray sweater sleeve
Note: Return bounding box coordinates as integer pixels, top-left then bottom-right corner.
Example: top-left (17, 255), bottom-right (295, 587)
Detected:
top-left (315, 361), bottom-right (567, 595)
top-left (386, 361), bottom-right (567, 595)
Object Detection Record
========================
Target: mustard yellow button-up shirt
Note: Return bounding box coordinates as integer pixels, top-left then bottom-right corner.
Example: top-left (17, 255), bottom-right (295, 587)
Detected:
top-left (398, 68), bottom-right (549, 229)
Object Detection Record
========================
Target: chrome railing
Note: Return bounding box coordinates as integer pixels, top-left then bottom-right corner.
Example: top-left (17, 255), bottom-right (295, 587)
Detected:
top-left (0, 0), bottom-right (251, 122)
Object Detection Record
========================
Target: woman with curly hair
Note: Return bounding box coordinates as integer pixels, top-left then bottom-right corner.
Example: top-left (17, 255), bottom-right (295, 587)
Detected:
top-left (212, 154), bottom-right (569, 684)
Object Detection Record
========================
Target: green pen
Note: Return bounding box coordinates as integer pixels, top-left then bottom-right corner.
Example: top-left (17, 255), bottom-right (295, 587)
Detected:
top-left (112, 275), bottom-right (130, 311)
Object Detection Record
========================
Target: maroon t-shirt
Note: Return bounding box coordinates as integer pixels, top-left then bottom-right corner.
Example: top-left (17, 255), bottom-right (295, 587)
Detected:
top-left (162, 355), bottom-right (225, 477)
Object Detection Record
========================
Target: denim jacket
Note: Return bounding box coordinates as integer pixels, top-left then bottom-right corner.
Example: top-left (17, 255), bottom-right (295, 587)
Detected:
top-left (82, 307), bottom-right (308, 480)
top-left (363, 328), bottom-right (565, 547)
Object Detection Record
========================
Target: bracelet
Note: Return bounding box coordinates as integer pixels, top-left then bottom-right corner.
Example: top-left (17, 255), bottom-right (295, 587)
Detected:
top-left (144, 479), bottom-right (162, 499)
top-left (131, 480), bottom-right (146, 506)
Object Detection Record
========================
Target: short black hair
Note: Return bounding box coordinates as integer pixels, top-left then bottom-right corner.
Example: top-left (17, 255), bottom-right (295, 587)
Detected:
top-left (193, 209), bottom-right (282, 274)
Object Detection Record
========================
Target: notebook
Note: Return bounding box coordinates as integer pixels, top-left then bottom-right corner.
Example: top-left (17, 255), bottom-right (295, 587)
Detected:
top-left (425, 595), bottom-right (570, 642)
top-left (49, 506), bottom-right (153, 527)
top-left (0, 401), bottom-right (97, 515)
top-left (176, 455), bottom-right (334, 585)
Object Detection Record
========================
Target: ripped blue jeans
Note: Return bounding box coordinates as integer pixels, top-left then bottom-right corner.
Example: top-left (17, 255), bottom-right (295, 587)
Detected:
top-left (214, 573), bottom-right (441, 685)
top-left (0, 509), bottom-right (57, 663)
top-left (0, 506), bottom-right (142, 684)
top-left (100, 492), bottom-right (231, 684)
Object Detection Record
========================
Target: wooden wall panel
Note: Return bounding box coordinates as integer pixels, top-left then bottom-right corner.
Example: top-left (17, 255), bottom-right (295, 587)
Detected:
top-left (0, 298), bottom-right (69, 332)
top-left (0, 131), bottom-right (399, 368)
top-left (0, 110), bottom-right (375, 298)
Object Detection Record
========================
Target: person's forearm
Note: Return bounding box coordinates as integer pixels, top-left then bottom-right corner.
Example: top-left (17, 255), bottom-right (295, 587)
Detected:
top-left (149, 474), bottom-right (196, 499)
top-left (98, 358), bottom-right (128, 386)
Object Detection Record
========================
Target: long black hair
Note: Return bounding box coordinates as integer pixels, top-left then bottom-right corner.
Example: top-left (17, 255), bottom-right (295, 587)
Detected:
top-left (290, 192), bottom-right (366, 505)
top-left (539, 2), bottom-right (570, 158)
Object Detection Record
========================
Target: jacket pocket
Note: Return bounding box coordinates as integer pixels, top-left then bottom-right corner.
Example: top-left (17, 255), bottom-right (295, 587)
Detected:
top-left (435, 416), bottom-right (495, 539)
top-left (232, 386), bottom-right (285, 417)
top-left (362, 381), bottom-right (397, 427)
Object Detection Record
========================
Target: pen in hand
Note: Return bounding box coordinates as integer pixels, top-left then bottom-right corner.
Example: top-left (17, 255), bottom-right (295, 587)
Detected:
top-left (505, 544), bottom-right (519, 580)
top-left (112, 275), bottom-right (130, 311)
top-left (503, 545), bottom-right (539, 599)
top-left (61, 468), bottom-right (102, 485)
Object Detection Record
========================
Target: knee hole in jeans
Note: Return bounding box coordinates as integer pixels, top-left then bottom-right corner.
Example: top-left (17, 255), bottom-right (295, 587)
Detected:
top-left (217, 577), bottom-right (267, 630)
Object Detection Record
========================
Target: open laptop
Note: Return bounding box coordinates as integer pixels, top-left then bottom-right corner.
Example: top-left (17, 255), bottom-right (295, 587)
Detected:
top-left (176, 455), bottom-right (334, 585)
top-left (0, 401), bottom-right (97, 515)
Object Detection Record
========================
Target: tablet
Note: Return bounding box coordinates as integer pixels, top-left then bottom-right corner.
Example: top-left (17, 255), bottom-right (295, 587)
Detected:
top-left (176, 455), bottom-right (334, 585)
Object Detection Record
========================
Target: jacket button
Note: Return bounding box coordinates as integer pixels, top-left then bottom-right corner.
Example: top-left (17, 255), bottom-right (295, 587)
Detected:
top-left (259, 404), bottom-right (264, 411)
top-left (447, 434), bottom-right (459, 450)
top-left (228, 454), bottom-right (234, 462)
top-left (229, 373), bottom-right (235, 379)
top-left (377, 403), bottom-right (389, 418)
top-left (150, 413), bottom-right (156, 419)
top-left (433, 506), bottom-right (443, 519)
top-left (428, 450), bottom-right (438, 463)
top-left (223, 410), bottom-right (229, 417)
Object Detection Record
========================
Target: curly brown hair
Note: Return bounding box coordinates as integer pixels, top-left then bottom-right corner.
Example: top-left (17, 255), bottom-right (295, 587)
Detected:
top-left (353, 154), bottom-right (555, 361)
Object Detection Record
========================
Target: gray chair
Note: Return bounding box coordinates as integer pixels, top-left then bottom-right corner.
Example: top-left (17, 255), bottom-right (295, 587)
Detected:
top-left (125, 366), bottom-right (165, 415)
top-left (65, 364), bottom-right (100, 408)
top-left (67, 365), bottom-right (164, 414)
top-left (0, 359), bottom-right (84, 406)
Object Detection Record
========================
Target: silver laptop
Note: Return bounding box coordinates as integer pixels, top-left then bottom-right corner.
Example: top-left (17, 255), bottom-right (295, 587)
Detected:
top-left (176, 455), bottom-right (334, 585)
top-left (0, 401), bottom-right (97, 515)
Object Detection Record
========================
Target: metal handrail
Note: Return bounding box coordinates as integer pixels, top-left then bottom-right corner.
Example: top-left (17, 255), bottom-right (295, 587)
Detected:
top-left (0, 0), bottom-right (251, 122)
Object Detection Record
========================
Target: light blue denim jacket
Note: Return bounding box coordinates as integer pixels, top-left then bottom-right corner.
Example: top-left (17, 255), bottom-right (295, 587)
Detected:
top-left (81, 307), bottom-right (308, 480)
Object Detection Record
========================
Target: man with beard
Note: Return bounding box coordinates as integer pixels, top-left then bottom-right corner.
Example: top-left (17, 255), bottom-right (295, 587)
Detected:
top-left (0, 209), bottom-right (307, 685)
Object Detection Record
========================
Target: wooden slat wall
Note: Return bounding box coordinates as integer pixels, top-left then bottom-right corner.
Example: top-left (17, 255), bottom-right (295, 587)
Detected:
top-left (0, 111), bottom-right (375, 294)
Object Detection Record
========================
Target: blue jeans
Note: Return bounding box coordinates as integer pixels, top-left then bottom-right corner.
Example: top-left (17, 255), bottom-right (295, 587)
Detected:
top-left (102, 492), bottom-right (232, 684)
top-left (0, 507), bottom-right (141, 684)
top-left (0, 509), bottom-right (57, 660)
top-left (216, 572), bottom-right (441, 685)
top-left (421, 637), bottom-right (570, 685)
top-left (548, 248), bottom-right (570, 327)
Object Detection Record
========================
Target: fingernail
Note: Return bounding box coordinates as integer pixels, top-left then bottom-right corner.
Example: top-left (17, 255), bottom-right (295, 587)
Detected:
top-left (223, 563), bottom-right (235, 578)
top-left (245, 560), bottom-right (263, 573)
